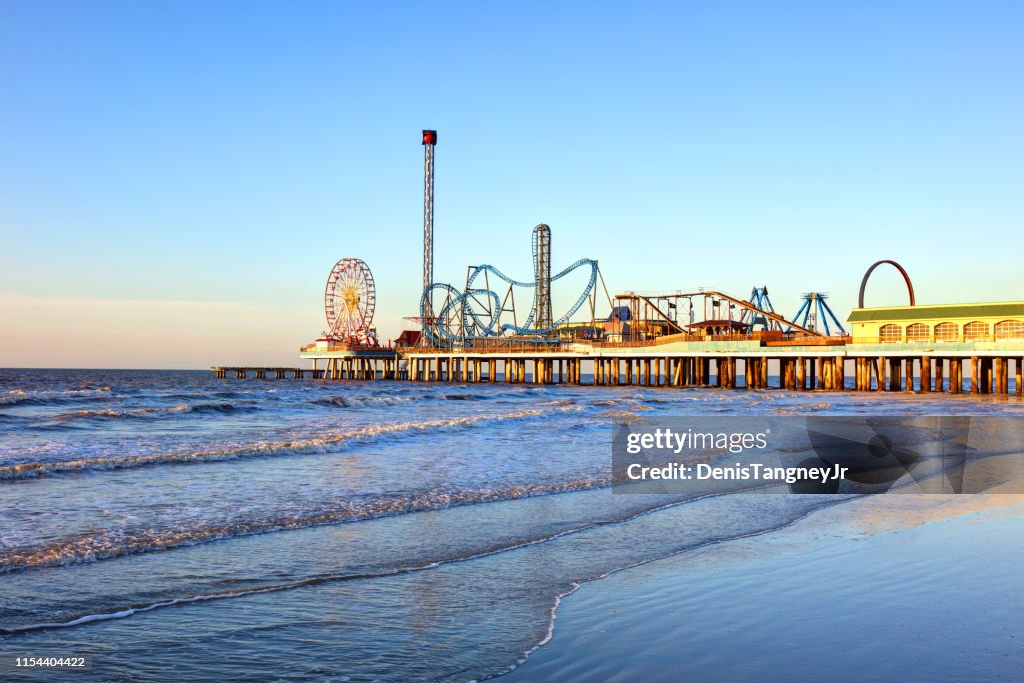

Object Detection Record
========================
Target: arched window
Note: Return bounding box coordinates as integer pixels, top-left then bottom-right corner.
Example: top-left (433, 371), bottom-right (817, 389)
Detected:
top-left (963, 321), bottom-right (989, 341)
top-left (995, 320), bottom-right (1024, 340)
top-left (934, 322), bottom-right (958, 342)
top-left (879, 324), bottom-right (902, 343)
top-left (906, 323), bottom-right (929, 342)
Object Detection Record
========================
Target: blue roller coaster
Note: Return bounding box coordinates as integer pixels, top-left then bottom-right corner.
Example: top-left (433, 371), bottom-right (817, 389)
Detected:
top-left (419, 223), bottom-right (604, 348)
top-left (420, 259), bottom-right (600, 346)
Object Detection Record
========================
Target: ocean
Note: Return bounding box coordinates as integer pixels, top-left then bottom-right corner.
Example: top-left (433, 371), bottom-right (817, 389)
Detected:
top-left (1, 368), bottom-right (1022, 682)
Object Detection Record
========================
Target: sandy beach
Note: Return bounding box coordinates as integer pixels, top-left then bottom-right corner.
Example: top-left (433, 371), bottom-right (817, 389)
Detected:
top-left (503, 494), bottom-right (1024, 682)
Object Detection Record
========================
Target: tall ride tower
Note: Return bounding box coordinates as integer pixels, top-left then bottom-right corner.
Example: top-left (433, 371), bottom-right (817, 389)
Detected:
top-left (422, 129), bottom-right (437, 327)
top-left (532, 223), bottom-right (552, 329)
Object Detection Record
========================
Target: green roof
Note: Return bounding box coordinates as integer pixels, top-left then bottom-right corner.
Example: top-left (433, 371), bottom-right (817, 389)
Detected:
top-left (848, 302), bottom-right (1024, 322)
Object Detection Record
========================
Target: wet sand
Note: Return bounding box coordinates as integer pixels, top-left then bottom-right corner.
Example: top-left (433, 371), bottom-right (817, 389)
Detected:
top-left (501, 494), bottom-right (1024, 682)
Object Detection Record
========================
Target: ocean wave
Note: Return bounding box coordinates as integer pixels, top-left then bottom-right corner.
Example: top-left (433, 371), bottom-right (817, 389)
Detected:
top-left (598, 409), bottom-right (644, 422)
top-left (164, 390), bottom-right (244, 400)
top-left (0, 489), bottom-right (713, 634)
top-left (4, 385), bottom-right (112, 395)
top-left (0, 396), bottom-right (84, 407)
top-left (0, 494), bottom-right (853, 640)
top-left (49, 402), bottom-right (259, 422)
top-left (0, 392), bottom-right (119, 408)
top-left (214, 390), bottom-right (242, 398)
top-left (591, 397), bottom-right (647, 408)
top-left (0, 386), bottom-right (114, 405)
top-left (774, 402), bottom-right (832, 414)
top-left (0, 477), bottom-right (607, 574)
top-left (188, 402), bottom-right (259, 415)
top-left (56, 406), bottom-right (187, 420)
top-left (309, 395), bottom-right (419, 408)
top-left (308, 393), bottom-right (490, 408)
top-left (0, 405), bottom-right (582, 480)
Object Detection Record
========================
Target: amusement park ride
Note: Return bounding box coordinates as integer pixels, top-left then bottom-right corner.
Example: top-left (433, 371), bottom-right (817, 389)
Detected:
top-left (322, 257), bottom-right (378, 346)
top-left (319, 130), bottom-right (849, 354)
top-left (606, 288), bottom-right (831, 340)
top-left (408, 129), bottom-right (832, 347)
top-left (790, 292), bottom-right (848, 336)
top-left (313, 128), bottom-right (849, 353)
top-left (408, 130), bottom-right (614, 348)
top-left (417, 225), bottom-right (612, 346)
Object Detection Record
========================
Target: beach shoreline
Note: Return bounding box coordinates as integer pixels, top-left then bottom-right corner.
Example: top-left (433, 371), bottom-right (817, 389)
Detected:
top-left (501, 494), bottom-right (1024, 682)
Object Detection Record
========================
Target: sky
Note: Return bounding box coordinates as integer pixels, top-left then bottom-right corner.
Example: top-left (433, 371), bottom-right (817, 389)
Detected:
top-left (1, 1), bottom-right (1022, 368)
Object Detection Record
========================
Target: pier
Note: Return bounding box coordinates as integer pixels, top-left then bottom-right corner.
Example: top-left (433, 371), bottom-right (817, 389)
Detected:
top-left (213, 342), bottom-right (400, 380)
top-left (211, 367), bottom-right (310, 379)
top-left (210, 132), bottom-right (1024, 400)
top-left (214, 337), bottom-right (1024, 396)
top-left (396, 339), bottom-right (1023, 395)
top-left (215, 295), bottom-right (1024, 396)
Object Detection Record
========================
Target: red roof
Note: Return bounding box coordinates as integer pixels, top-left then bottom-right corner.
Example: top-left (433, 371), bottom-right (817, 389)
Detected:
top-left (395, 330), bottom-right (422, 346)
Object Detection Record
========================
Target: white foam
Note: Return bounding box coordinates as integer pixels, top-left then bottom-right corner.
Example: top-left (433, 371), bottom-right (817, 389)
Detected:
top-left (1, 489), bottom-right (738, 636)
top-left (0, 405), bottom-right (583, 480)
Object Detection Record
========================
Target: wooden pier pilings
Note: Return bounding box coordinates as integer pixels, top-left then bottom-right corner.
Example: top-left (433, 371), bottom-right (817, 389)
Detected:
top-left (213, 353), bottom-right (1024, 396)
top-left (211, 367), bottom-right (312, 380)
top-left (394, 352), bottom-right (1024, 395)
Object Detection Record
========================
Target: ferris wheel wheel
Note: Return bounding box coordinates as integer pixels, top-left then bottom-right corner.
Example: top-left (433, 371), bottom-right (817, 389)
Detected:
top-left (324, 258), bottom-right (376, 343)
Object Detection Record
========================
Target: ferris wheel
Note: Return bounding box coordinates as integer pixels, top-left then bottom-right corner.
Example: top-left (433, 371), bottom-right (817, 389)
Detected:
top-left (324, 258), bottom-right (376, 343)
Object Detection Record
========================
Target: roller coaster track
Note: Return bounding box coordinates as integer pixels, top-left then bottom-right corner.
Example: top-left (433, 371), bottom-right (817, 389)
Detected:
top-left (421, 259), bottom-right (599, 345)
top-left (621, 290), bottom-right (821, 336)
top-left (614, 293), bottom-right (688, 334)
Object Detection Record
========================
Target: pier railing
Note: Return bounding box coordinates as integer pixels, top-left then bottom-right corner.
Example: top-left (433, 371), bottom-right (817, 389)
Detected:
top-left (411, 344), bottom-right (570, 354)
top-left (765, 335), bottom-right (850, 347)
top-left (406, 333), bottom-right (853, 353)
top-left (300, 342), bottom-right (394, 352)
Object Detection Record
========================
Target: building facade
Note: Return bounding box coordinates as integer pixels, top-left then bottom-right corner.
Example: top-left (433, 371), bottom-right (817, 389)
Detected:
top-left (847, 302), bottom-right (1024, 345)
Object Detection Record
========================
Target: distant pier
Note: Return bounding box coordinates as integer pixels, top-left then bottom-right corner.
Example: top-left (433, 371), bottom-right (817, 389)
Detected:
top-left (212, 367), bottom-right (311, 379)
top-left (212, 341), bottom-right (401, 381)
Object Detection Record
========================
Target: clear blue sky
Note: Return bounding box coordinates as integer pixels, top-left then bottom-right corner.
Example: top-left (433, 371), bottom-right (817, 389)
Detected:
top-left (2, 1), bottom-right (1022, 368)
